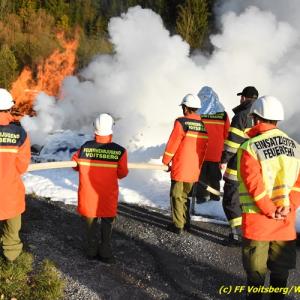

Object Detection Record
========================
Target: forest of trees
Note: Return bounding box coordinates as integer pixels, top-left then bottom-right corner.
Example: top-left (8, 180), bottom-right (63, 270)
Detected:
top-left (0, 0), bottom-right (215, 89)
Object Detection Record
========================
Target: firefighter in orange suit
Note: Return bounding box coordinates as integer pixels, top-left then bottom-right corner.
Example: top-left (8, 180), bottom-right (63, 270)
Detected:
top-left (196, 86), bottom-right (230, 202)
top-left (162, 94), bottom-right (208, 234)
top-left (237, 96), bottom-right (300, 300)
top-left (0, 88), bottom-right (31, 262)
top-left (72, 113), bottom-right (128, 264)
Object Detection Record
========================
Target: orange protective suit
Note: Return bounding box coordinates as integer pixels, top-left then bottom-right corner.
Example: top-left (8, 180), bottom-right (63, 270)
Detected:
top-left (0, 112), bottom-right (31, 220)
top-left (201, 112), bottom-right (229, 162)
top-left (238, 123), bottom-right (300, 241)
top-left (72, 135), bottom-right (128, 218)
top-left (162, 113), bottom-right (208, 182)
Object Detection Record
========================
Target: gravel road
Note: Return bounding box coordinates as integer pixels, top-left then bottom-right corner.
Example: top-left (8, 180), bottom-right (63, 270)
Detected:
top-left (21, 196), bottom-right (300, 300)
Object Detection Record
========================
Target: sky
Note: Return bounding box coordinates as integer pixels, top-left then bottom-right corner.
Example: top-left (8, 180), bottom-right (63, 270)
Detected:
top-left (21, 1), bottom-right (300, 231)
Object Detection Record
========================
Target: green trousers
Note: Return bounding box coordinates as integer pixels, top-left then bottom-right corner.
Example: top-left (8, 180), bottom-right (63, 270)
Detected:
top-left (242, 239), bottom-right (296, 299)
top-left (0, 215), bottom-right (23, 261)
top-left (85, 217), bottom-right (115, 259)
top-left (170, 181), bottom-right (194, 229)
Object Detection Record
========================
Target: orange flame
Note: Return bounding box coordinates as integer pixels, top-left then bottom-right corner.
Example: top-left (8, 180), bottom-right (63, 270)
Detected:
top-left (10, 32), bottom-right (78, 116)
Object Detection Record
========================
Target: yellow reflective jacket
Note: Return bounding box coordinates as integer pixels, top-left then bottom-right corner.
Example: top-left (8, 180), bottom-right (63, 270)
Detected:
top-left (237, 123), bottom-right (300, 240)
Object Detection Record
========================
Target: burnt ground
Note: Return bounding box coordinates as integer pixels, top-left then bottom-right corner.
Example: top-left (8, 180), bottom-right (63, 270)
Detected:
top-left (21, 196), bottom-right (300, 300)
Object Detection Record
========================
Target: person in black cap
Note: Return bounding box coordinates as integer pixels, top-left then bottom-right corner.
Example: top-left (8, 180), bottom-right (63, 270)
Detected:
top-left (237, 86), bottom-right (259, 99)
top-left (220, 86), bottom-right (258, 245)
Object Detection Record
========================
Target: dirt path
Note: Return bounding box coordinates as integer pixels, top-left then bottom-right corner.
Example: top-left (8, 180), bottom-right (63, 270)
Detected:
top-left (22, 196), bottom-right (300, 300)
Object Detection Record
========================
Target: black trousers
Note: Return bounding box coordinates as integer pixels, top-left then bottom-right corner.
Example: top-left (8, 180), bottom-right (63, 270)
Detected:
top-left (196, 161), bottom-right (222, 201)
top-left (222, 179), bottom-right (242, 228)
top-left (85, 217), bottom-right (115, 258)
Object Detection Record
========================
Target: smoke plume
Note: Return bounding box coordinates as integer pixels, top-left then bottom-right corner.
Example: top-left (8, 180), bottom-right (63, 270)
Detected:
top-left (22, 2), bottom-right (300, 147)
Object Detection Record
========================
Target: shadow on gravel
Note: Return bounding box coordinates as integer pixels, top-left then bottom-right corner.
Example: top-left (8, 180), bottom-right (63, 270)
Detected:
top-left (113, 227), bottom-right (245, 300)
top-left (21, 197), bottom-right (243, 299)
top-left (20, 196), bottom-right (300, 300)
top-left (118, 202), bottom-right (170, 229)
top-left (22, 197), bottom-right (157, 299)
top-left (118, 202), bottom-right (228, 246)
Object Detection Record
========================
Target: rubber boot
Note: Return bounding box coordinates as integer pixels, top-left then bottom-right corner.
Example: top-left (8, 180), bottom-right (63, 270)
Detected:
top-left (269, 275), bottom-right (287, 300)
top-left (99, 217), bottom-right (115, 264)
top-left (224, 226), bottom-right (242, 246)
top-left (246, 283), bottom-right (264, 300)
top-left (246, 273), bottom-right (265, 300)
top-left (85, 217), bottom-right (99, 259)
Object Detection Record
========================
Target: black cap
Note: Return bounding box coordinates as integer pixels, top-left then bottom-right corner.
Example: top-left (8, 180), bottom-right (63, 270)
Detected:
top-left (237, 86), bottom-right (258, 98)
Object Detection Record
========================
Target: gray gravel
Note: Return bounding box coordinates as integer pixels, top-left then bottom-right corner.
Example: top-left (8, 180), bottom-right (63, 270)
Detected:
top-left (22, 196), bottom-right (300, 300)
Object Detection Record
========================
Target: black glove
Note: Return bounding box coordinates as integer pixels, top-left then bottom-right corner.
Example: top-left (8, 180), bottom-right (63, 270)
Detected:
top-left (165, 164), bottom-right (171, 172)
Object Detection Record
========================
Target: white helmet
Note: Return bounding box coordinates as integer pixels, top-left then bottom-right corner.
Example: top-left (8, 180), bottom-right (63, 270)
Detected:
top-left (94, 113), bottom-right (114, 136)
top-left (250, 95), bottom-right (284, 121)
top-left (180, 94), bottom-right (201, 109)
top-left (0, 88), bottom-right (14, 110)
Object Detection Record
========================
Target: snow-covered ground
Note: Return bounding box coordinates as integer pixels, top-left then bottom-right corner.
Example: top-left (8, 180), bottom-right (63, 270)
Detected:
top-left (23, 130), bottom-right (300, 232)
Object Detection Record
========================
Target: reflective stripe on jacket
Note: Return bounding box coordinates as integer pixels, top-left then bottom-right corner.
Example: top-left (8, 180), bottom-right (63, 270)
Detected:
top-left (162, 113), bottom-right (208, 182)
top-left (221, 100), bottom-right (254, 181)
top-left (72, 135), bottom-right (128, 218)
top-left (0, 113), bottom-right (31, 220)
top-left (237, 123), bottom-right (300, 240)
top-left (200, 112), bottom-right (229, 162)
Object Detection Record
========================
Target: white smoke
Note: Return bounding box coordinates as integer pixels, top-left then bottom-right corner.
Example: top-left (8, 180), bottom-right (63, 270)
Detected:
top-left (22, 93), bottom-right (64, 145)
top-left (22, 2), bottom-right (300, 147)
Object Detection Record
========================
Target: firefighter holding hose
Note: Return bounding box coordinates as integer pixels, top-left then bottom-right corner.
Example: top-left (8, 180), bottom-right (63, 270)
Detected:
top-left (162, 94), bottom-right (208, 234)
top-left (0, 88), bottom-right (31, 262)
top-left (72, 113), bottom-right (128, 264)
top-left (195, 86), bottom-right (230, 203)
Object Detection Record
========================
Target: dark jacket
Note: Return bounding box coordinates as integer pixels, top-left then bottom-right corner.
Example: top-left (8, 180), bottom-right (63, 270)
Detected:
top-left (221, 100), bottom-right (254, 181)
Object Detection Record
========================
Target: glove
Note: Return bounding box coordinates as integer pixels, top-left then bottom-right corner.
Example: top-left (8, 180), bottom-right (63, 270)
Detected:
top-left (276, 206), bottom-right (290, 218)
top-left (165, 164), bottom-right (171, 172)
top-left (219, 163), bottom-right (227, 170)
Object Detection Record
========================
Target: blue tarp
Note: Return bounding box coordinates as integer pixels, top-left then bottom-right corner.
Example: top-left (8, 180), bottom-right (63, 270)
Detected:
top-left (197, 86), bottom-right (225, 114)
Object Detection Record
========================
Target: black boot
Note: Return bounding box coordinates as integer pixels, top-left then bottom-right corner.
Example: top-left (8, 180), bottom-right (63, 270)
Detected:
top-left (223, 226), bottom-right (242, 246)
top-left (246, 275), bottom-right (265, 300)
top-left (166, 223), bottom-right (183, 235)
top-left (98, 218), bottom-right (115, 264)
top-left (246, 283), bottom-right (264, 300)
top-left (85, 217), bottom-right (99, 259)
top-left (269, 276), bottom-right (287, 300)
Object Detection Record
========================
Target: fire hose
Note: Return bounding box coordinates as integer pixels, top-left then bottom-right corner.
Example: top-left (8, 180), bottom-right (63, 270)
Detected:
top-left (27, 161), bottom-right (221, 197)
top-left (27, 161), bottom-right (166, 171)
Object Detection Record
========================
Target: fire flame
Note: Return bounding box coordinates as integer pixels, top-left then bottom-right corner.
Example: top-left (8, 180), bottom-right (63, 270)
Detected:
top-left (10, 32), bottom-right (78, 116)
